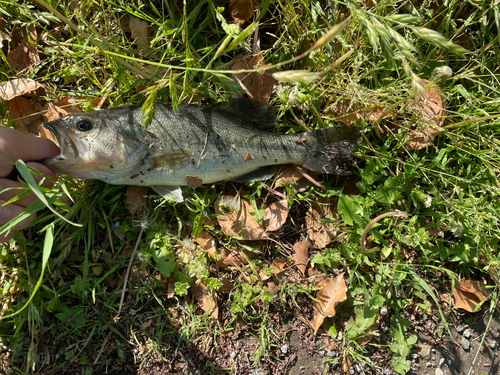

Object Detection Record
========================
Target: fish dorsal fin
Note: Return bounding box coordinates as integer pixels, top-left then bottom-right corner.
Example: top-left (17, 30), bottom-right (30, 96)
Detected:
top-left (152, 185), bottom-right (184, 202)
top-left (145, 150), bottom-right (191, 170)
top-left (219, 99), bottom-right (276, 130)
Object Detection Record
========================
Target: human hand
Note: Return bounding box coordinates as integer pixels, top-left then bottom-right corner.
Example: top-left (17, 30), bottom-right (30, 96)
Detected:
top-left (0, 127), bottom-right (60, 242)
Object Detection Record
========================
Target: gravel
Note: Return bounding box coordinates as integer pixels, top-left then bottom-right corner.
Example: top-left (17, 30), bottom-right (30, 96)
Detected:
top-left (461, 337), bottom-right (471, 351)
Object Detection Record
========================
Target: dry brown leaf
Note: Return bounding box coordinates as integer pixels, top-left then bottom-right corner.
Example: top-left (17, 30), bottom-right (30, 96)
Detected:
top-left (41, 102), bottom-right (68, 122)
top-left (263, 199), bottom-right (288, 232)
top-left (167, 281), bottom-right (175, 299)
top-left (125, 186), bottom-right (149, 220)
top-left (7, 24), bottom-right (40, 75)
top-left (259, 257), bottom-right (287, 280)
top-left (275, 165), bottom-right (304, 187)
top-left (305, 198), bottom-right (340, 249)
top-left (215, 195), bottom-right (266, 240)
top-left (312, 273), bottom-right (347, 335)
top-left (191, 282), bottom-right (218, 319)
top-left (219, 278), bottom-right (234, 293)
top-left (230, 0), bottom-right (255, 26)
top-left (0, 29), bottom-right (10, 48)
top-left (453, 279), bottom-right (490, 313)
top-left (193, 230), bottom-right (220, 265)
top-left (186, 175), bottom-right (203, 189)
top-left (328, 99), bottom-right (386, 126)
top-left (292, 238), bottom-right (310, 278)
top-left (407, 80), bottom-right (445, 150)
top-left (0, 79), bottom-right (44, 101)
top-left (230, 54), bottom-right (277, 104)
top-left (480, 254), bottom-right (499, 284)
top-left (8, 96), bottom-right (43, 134)
top-left (53, 97), bottom-right (84, 114)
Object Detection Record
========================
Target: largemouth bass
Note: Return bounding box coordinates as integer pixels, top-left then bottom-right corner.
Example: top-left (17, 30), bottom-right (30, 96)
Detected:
top-left (42, 100), bottom-right (360, 202)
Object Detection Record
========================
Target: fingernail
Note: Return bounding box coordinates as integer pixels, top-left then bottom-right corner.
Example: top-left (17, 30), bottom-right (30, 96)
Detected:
top-left (0, 202), bottom-right (10, 218)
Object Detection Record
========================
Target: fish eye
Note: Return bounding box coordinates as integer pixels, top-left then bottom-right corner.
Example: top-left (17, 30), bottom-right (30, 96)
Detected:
top-left (76, 119), bottom-right (93, 132)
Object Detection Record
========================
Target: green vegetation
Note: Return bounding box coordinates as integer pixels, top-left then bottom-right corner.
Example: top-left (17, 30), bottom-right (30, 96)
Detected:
top-left (0, 0), bottom-right (499, 374)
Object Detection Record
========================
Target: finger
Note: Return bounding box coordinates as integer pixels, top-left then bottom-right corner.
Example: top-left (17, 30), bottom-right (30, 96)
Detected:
top-left (25, 162), bottom-right (58, 181)
top-left (0, 127), bottom-right (60, 176)
top-left (0, 179), bottom-right (42, 207)
top-left (0, 201), bottom-right (36, 241)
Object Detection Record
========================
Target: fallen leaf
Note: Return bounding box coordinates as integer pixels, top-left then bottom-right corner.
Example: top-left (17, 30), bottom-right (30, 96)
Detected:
top-left (219, 278), bottom-right (234, 293)
top-left (6, 24), bottom-right (40, 75)
top-left (312, 273), bottom-right (348, 335)
top-left (215, 195), bottom-right (266, 240)
top-left (128, 16), bottom-right (157, 58)
top-left (126, 186), bottom-right (149, 220)
top-left (259, 257), bottom-right (287, 280)
top-left (8, 96), bottom-right (43, 134)
top-left (0, 78), bottom-right (44, 101)
top-left (263, 199), bottom-right (288, 232)
top-left (191, 282), bottom-right (218, 320)
top-left (292, 238), bottom-right (310, 278)
top-left (480, 254), bottom-right (499, 284)
top-left (327, 99), bottom-right (386, 126)
top-left (305, 198), bottom-right (340, 249)
top-left (186, 175), bottom-right (203, 189)
top-left (275, 165), bottom-right (304, 187)
top-left (193, 230), bottom-right (220, 265)
top-left (230, 53), bottom-right (277, 104)
top-left (129, 265), bottom-right (149, 287)
top-left (230, 0), bottom-right (255, 26)
top-left (407, 80), bottom-right (445, 150)
top-left (41, 102), bottom-right (68, 122)
top-left (453, 279), bottom-right (490, 313)
top-left (113, 227), bottom-right (126, 241)
top-left (0, 29), bottom-right (10, 48)
top-left (167, 281), bottom-right (175, 298)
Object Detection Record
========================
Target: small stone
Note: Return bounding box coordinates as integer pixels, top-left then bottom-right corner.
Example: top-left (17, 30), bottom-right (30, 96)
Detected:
top-left (426, 362), bottom-right (432, 368)
top-left (383, 369), bottom-right (391, 375)
top-left (128, 308), bottom-right (137, 316)
top-left (412, 354), bottom-right (419, 359)
top-left (354, 363), bottom-right (362, 373)
top-left (463, 328), bottom-right (473, 339)
top-left (448, 360), bottom-right (452, 366)
top-left (349, 368), bottom-right (355, 375)
top-left (281, 344), bottom-right (289, 354)
top-left (431, 348), bottom-right (436, 354)
top-left (315, 340), bottom-right (322, 348)
top-left (230, 351), bottom-right (237, 359)
top-left (326, 350), bottom-right (336, 357)
top-left (300, 366), bottom-right (305, 371)
top-left (432, 356), bottom-right (436, 361)
top-left (193, 370), bottom-right (201, 375)
top-left (456, 325), bottom-right (465, 333)
top-left (337, 331), bottom-right (343, 341)
top-left (421, 344), bottom-right (432, 358)
top-left (489, 340), bottom-right (497, 349)
top-left (439, 358), bottom-right (445, 367)
top-left (461, 337), bottom-right (470, 351)
top-left (435, 368), bottom-right (444, 375)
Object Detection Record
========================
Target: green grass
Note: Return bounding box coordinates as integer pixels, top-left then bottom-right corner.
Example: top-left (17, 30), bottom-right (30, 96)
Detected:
top-left (1, 0), bottom-right (500, 374)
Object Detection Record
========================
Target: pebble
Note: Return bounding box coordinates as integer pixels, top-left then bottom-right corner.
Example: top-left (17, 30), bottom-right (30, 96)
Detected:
top-left (448, 360), bottom-right (452, 366)
top-left (431, 348), bottom-right (436, 354)
top-left (128, 308), bottom-right (137, 316)
top-left (326, 350), bottom-right (336, 357)
top-left (349, 368), bottom-right (355, 375)
top-left (281, 344), bottom-right (289, 354)
top-left (421, 344), bottom-right (432, 358)
top-left (461, 337), bottom-right (470, 351)
top-left (463, 328), bottom-right (473, 339)
top-left (456, 325), bottom-right (465, 333)
top-left (315, 340), bottom-right (322, 348)
top-left (230, 350), bottom-right (237, 359)
top-left (439, 358), bottom-right (445, 367)
top-left (426, 362), bottom-right (432, 368)
top-left (383, 369), bottom-right (391, 375)
top-left (354, 363), bottom-right (362, 373)
top-left (432, 356), bottom-right (435, 361)
top-left (435, 368), bottom-right (444, 375)
top-left (193, 370), bottom-right (201, 375)
top-left (412, 354), bottom-right (419, 359)
top-left (489, 340), bottom-right (497, 349)
top-left (337, 331), bottom-right (343, 341)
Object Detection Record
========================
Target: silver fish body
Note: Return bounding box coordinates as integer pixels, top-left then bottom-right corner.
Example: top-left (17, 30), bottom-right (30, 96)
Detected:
top-left (43, 101), bottom-right (360, 201)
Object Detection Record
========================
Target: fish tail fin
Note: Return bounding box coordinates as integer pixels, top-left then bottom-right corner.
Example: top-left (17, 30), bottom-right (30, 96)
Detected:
top-left (302, 127), bottom-right (361, 175)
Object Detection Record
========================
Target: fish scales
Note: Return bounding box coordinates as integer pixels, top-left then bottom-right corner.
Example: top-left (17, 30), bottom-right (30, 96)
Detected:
top-left (42, 100), bottom-right (361, 202)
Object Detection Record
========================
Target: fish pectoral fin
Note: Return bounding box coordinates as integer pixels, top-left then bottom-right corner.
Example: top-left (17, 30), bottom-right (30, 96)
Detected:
top-left (152, 185), bottom-right (184, 202)
top-left (231, 166), bottom-right (278, 183)
top-left (145, 150), bottom-right (191, 170)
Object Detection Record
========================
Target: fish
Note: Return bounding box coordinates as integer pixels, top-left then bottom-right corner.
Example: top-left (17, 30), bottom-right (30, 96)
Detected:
top-left (42, 100), bottom-right (361, 202)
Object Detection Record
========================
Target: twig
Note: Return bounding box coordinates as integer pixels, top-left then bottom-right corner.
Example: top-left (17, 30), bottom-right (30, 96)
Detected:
top-left (117, 225), bottom-right (145, 314)
top-left (360, 210), bottom-right (409, 253)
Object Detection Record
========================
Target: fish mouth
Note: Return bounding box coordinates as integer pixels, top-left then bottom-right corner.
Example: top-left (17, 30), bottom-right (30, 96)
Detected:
top-left (43, 120), bottom-right (79, 160)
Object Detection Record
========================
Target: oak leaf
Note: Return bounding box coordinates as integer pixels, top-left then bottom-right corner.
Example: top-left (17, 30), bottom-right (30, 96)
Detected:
top-left (6, 24), bottom-right (40, 74)
top-left (312, 273), bottom-right (347, 335)
top-left (0, 78), bottom-right (44, 101)
top-left (215, 195), bottom-right (266, 240)
top-left (453, 279), bottom-right (490, 313)
top-left (191, 282), bottom-right (218, 319)
top-left (292, 238), bottom-right (310, 278)
top-left (125, 186), bottom-right (149, 220)
top-left (263, 199), bottom-right (288, 232)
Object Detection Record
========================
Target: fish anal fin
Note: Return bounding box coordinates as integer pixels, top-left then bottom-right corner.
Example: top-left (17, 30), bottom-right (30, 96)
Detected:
top-left (231, 166), bottom-right (278, 183)
top-left (146, 150), bottom-right (191, 170)
top-left (152, 185), bottom-right (184, 202)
